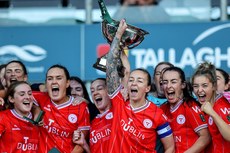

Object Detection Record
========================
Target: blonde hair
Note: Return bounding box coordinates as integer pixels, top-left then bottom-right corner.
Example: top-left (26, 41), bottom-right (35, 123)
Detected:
top-left (191, 61), bottom-right (217, 88)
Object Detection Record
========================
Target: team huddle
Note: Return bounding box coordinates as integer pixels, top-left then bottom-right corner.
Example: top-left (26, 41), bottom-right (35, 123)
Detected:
top-left (0, 19), bottom-right (229, 153)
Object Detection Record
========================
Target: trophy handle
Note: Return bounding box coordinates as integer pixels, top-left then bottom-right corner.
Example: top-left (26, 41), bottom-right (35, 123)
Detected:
top-left (98, 0), bottom-right (114, 24)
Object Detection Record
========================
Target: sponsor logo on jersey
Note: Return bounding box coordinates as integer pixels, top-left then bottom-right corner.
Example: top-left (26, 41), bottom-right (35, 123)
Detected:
top-left (174, 136), bottom-right (182, 142)
top-left (220, 107), bottom-right (230, 115)
top-left (90, 128), bottom-right (111, 144)
top-left (143, 119), bottom-right (153, 129)
top-left (68, 114), bottom-right (77, 123)
top-left (45, 119), bottom-right (71, 138)
top-left (177, 114), bottom-right (185, 124)
top-left (121, 118), bottom-right (145, 140)
top-left (105, 112), bottom-right (113, 120)
top-left (17, 137), bottom-right (38, 151)
top-left (192, 106), bottom-right (202, 113)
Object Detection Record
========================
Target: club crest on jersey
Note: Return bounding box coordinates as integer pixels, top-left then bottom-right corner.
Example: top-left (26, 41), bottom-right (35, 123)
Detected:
top-left (143, 119), bottom-right (153, 129)
top-left (105, 112), bottom-right (113, 120)
top-left (208, 116), bottom-right (213, 125)
top-left (68, 114), bottom-right (77, 123)
top-left (177, 114), bottom-right (185, 124)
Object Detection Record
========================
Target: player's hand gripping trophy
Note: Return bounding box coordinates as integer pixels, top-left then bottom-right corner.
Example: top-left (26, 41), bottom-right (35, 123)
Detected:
top-left (93, 0), bottom-right (149, 77)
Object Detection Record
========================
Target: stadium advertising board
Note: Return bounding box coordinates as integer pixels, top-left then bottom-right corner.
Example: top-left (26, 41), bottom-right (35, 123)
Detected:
top-left (0, 22), bottom-right (229, 82)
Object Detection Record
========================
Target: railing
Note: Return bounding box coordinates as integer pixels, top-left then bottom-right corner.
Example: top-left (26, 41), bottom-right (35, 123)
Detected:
top-left (0, 0), bottom-right (229, 25)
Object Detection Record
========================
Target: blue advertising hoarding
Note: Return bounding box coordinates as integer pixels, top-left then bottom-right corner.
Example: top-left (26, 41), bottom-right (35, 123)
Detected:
top-left (0, 21), bottom-right (229, 82)
top-left (85, 21), bottom-right (230, 80)
top-left (0, 25), bottom-right (82, 82)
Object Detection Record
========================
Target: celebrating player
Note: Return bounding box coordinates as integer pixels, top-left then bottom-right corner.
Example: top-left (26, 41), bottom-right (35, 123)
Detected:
top-left (192, 62), bottom-right (230, 152)
top-left (161, 66), bottom-right (211, 152)
top-left (105, 19), bottom-right (175, 153)
top-left (33, 64), bottom-right (90, 152)
top-left (0, 81), bottom-right (39, 152)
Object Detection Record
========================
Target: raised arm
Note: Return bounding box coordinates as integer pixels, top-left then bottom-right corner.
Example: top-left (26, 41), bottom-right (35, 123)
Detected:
top-left (202, 101), bottom-right (230, 141)
top-left (120, 49), bottom-right (130, 100)
top-left (106, 19), bottom-right (127, 95)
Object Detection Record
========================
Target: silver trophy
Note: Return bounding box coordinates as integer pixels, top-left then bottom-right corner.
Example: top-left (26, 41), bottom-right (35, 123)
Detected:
top-left (93, 0), bottom-right (149, 75)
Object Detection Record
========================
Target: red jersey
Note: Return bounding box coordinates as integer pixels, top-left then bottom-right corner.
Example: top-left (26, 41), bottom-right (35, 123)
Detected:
top-left (90, 109), bottom-right (113, 153)
top-left (206, 95), bottom-right (230, 153)
top-left (33, 92), bottom-right (90, 153)
top-left (0, 109), bottom-right (39, 153)
top-left (161, 100), bottom-right (208, 153)
top-left (107, 87), bottom-right (172, 153)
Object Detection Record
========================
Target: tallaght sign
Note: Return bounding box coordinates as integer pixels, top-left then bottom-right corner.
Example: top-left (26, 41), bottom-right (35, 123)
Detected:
top-left (131, 47), bottom-right (229, 69)
top-left (130, 23), bottom-right (230, 70)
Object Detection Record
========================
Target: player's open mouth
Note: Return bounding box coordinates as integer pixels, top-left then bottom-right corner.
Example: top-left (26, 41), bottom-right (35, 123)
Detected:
top-left (10, 78), bottom-right (17, 83)
top-left (95, 97), bottom-right (102, 104)
top-left (198, 94), bottom-right (206, 103)
top-left (166, 90), bottom-right (176, 100)
top-left (23, 100), bottom-right (31, 106)
top-left (130, 88), bottom-right (138, 97)
top-left (52, 85), bottom-right (59, 96)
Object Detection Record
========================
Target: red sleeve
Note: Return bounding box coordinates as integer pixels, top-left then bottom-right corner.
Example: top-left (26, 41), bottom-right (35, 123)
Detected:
top-left (214, 96), bottom-right (230, 125)
top-left (155, 105), bottom-right (170, 126)
top-left (186, 102), bottom-right (208, 132)
top-left (32, 91), bottom-right (49, 107)
top-left (77, 102), bottom-right (90, 130)
top-left (0, 111), bottom-right (5, 136)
